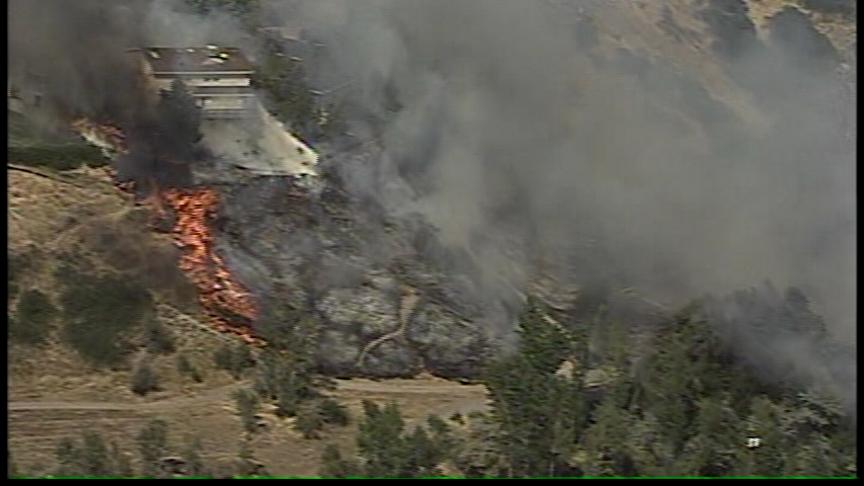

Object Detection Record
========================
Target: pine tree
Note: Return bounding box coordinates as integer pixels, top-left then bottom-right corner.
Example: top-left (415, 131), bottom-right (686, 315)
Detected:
top-left (580, 394), bottom-right (636, 476)
top-left (516, 296), bottom-right (571, 374)
top-left (356, 401), bottom-right (407, 477)
top-left (294, 401), bottom-right (325, 439)
top-left (402, 426), bottom-right (445, 477)
top-left (320, 444), bottom-right (360, 478)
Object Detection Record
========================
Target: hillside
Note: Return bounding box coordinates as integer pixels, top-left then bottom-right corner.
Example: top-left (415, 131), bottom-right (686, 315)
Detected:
top-left (8, 0), bottom-right (855, 479)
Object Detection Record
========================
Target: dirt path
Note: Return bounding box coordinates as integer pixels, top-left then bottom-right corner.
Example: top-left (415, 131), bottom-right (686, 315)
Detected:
top-left (9, 376), bottom-right (488, 476)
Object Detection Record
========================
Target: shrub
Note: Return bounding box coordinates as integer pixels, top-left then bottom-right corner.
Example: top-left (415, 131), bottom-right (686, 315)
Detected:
top-left (136, 419), bottom-right (170, 477)
top-left (213, 343), bottom-right (254, 379)
top-left (145, 320), bottom-right (176, 355)
top-left (176, 354), bottom-right (204, 383)
top-left (59, 271), bottom-right (154, 366)
top-left (233, 389), bottom-right (260, 434)
top-left (131, 359), bottom-right (159, 396)
top-left (293, 402), bottom-right (325, 439)
top-left (8, 143), bottom-right (107, 171)
top-left (319, 398), bottom-right (350, 427)
top-left (11, 289), bottom-right (57, 345)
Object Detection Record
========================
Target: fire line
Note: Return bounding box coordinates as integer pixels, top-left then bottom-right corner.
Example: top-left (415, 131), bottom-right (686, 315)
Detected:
top-left (72, 118), bottom-right (262, 345)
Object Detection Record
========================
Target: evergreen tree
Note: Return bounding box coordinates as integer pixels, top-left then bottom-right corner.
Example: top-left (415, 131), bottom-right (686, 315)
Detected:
top-left (320, 444), bottom-right (360, 478)
top-left (356, 401), bottom-right (407, 477)
top-left (294, 402), bottom-right (325, 439)
top-left (516, 296), bottom-right (571, 374)
top-left (580, 394), bottom-right (636, 476)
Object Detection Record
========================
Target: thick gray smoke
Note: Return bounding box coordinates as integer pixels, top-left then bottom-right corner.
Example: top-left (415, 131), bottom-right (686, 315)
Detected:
top-left (9, 1), bottom-right (854, 401)
top-left (9, 0), bottom-right (257, 188)
top-left (267, 0), bottom-right (854, 398)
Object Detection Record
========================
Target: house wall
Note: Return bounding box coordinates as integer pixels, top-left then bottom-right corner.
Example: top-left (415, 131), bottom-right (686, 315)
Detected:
top-left (153, 76), bottom-right (251, 90)
top-left (200, 97), bottom-right (249, 110)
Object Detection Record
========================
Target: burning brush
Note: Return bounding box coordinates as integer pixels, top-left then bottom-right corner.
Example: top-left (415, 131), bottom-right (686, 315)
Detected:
top-left (71, 118), bottom-right (263, 345)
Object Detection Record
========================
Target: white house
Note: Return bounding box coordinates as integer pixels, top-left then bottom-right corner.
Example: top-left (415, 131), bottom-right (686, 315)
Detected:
top-left (134, 46), bottom-right (256, 118)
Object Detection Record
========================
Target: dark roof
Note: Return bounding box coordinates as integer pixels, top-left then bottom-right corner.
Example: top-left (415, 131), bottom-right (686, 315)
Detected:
top-left (137, 47), bottom-right (254, 74)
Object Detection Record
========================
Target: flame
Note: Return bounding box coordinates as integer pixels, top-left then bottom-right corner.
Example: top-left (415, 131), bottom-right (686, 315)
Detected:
top-left (163, 188), bottom-right (262, 345)
top-left (70, 118), bottom-right (262, 345)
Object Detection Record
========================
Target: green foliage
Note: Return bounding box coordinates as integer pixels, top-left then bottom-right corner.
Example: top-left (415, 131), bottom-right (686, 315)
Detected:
top-left (294, 402), bottom-right (325, 439)
top-left (516, 296), bottom-right (571, 374)
top-left (213, 342), bottom-right (255, 379)
top-left (136, 419), bottom-right (170, 477)
top-left (131, 358), bottom-right (159, 396)
top-left (320, 444), bottom-right (361, 478)
top-left (54, 432), bottom-right (128, 477)
top-left (471, 294), bottom-right (856, 478)
top-left (356, 401), bottom-right (407, 476)
top-left (319, 398), bottom-right (350, 427)
top-left (324, 401), bottom-right (453, 477)
top-left (176, 353), bottom-right (204, 383)
top-left (233, 388), bottom-right (260, 434)
top-left (10, 288), bottom-right (57, 345)
top-left (145, 320), bottom-right (176, 355)
top-left (254, 48), bottom-right (321, 141)
top-left (8, 144), bottom-right (107, 171)
top-left (58, 269), bottom-right (154, 366)
top-left (293, 398), bottom-right (350, 439)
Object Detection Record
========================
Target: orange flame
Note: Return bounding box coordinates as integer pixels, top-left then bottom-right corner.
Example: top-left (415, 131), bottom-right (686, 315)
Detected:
top-left (70, 118), bottom-right (262, 345)
top-left (162, 188), bottom-right (262, 345)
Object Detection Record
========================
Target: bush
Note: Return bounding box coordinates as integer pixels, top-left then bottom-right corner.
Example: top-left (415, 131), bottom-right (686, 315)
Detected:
top-left (214, 343), bottom-right (255, 379)
top-left (8, 143), bottom-right (107, 171)
top-left (176, 354), bottom-right (204, 383)
top-left (319, 398), bottom-right (350, 427)
top-left (10, 289), bottom-right (57, 345)
top-left (136, 419), bottom-right (170, 477)
top-left (131, 359), bottom-right (159, 396)
top-left (58, 271), bottom-right (154, 366)
top-left (293, 403), bottom-right (325, 439)
top-left (145, 321), bottom-right (176, 355)
top-left (233, 389), bottom-right (260, 434)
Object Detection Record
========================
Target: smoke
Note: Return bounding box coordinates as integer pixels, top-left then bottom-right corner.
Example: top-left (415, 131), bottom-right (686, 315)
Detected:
top-left (9, 1), bottom-right (854, 400)
top-left (269, 0), bottom-right (854, 393)
top-left (8, 0), bottom-right (256, 189)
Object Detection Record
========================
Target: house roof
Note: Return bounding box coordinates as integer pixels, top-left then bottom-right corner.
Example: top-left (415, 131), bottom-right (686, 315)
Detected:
top-left (137, 47), bottom-right (254, 74)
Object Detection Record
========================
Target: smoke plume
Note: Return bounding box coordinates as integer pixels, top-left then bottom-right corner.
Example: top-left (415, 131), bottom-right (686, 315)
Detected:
top-left (9, 0), bottom-right (855, 402)
top-left (267, 0), bottom-right (855, 399)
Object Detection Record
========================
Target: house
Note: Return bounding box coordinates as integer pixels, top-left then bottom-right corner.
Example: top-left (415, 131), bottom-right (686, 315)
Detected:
top-left (134, 46), bottom-right (256, 119)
